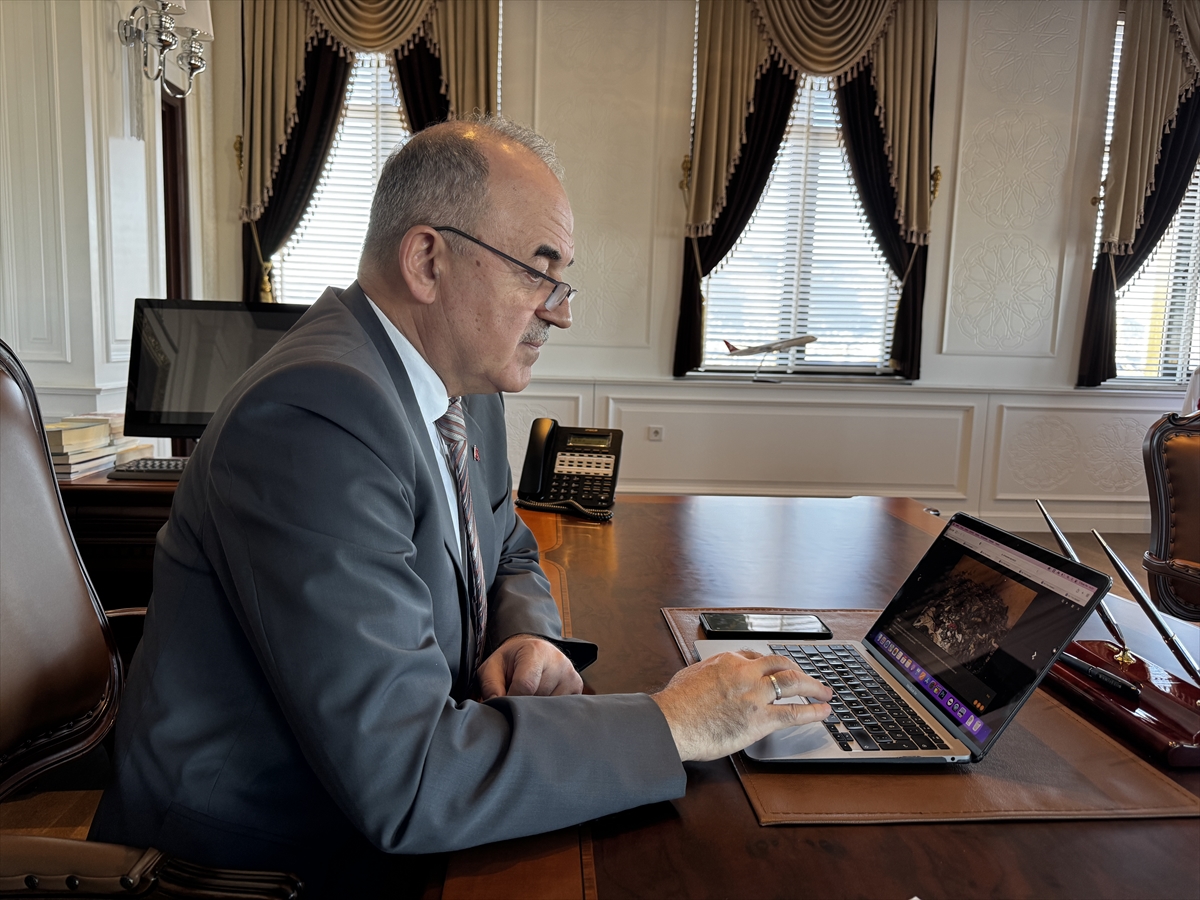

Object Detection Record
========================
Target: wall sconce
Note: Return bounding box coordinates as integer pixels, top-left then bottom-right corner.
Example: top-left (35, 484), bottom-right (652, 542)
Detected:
top-left (118, 0), bottom-right (214, 99)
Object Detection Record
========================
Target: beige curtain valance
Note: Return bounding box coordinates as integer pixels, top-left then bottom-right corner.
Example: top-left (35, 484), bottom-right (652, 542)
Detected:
top-left (753, 0), bottom-right (894, 82)
top-left (1100, 0), bottom-right (1200, 254)
top-left (308, 0), bottom-right (430, 53)
top-left (686, 0), bottom-right (935, 244)
top-left (240, 0), bottom-right (496, 222)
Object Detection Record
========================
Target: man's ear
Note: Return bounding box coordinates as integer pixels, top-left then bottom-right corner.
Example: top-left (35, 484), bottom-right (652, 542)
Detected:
top-left (397, 226), bottom-right (441, 306)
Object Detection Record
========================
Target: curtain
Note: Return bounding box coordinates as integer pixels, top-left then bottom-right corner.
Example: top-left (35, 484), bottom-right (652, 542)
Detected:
top-left (394, 37), bottom-right (451, 131)
top-left (673, 61), bottom-right (798, 376)
top-left (837, 65), bottom-right (929, 380)
top-left (1099, 0), bottom-right (1199, 254)
top-left (754, 0), bottom-right (893, 77)
top-left (685, 0), bottom-right (772, 237)
top-left (1077, 84), bottom-right (1200, 385)
top-left (239, 0), bottom-right (314, 222)
top-left (426, 0), bottom-right (499, 117)
top-left (686, 0), bottom-right (935, 244)
top-left (308, 0), bottom-right (429, 52)
top-left (240, 0), bottom-right (496, 220)
top-left (242, 39), bottom-right (352, 303)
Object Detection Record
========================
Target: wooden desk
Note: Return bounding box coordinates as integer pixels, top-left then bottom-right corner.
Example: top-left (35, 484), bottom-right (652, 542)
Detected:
top-left (59, 472), bottom-right (174, 610)
top-left (507, 495), bottom-right (1200, 900)
top-left (32, 489), bottom-right (1200, 897)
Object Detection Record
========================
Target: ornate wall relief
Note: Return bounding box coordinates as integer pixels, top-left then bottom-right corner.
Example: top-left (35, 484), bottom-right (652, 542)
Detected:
top-left (963, 109), bottom-right (1064, 229)
top-left (1084, 417), bottom-right (1146, 493)
top-left (951, 234), bottom-right (1056, 350)
top-left (971, 1), bottom-right (1078, 103)
top-left (1006, 414), bottom-right (1079, 491)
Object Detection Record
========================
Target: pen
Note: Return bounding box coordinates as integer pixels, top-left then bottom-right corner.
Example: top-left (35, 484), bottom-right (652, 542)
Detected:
top-left (1057, 651), bottom-right (1141, 701)
top-left (1035, 500), bottom-right (1132, 660)
top-left (1092, 530), bottom-right (1200, 686)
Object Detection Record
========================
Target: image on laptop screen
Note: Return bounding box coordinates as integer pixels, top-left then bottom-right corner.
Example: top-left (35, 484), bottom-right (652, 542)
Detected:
top-left (866, 520), bottom-right (1106, 752)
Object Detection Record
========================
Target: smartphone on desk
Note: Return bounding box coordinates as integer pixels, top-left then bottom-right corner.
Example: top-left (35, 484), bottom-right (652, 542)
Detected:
top-left (700, 612), bottom-right (833, 641)
top-left (517, 418), bottom-right (622, 512)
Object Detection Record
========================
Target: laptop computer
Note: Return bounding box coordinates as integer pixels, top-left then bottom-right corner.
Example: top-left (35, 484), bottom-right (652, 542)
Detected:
top-left (695, 512), bottom-right (1112, 764)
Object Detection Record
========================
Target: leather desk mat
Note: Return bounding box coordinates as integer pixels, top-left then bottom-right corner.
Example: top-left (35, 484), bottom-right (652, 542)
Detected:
top-left (663, 607), bottom-right (1200, 825)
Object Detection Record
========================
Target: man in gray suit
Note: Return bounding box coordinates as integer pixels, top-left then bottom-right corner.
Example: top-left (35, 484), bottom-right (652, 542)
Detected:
top-left (90, 116), bottom-right (831, 895)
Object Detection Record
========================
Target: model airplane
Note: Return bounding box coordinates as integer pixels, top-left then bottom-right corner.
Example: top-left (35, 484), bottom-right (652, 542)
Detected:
top-left (723, 335), bottom-right (817, 356)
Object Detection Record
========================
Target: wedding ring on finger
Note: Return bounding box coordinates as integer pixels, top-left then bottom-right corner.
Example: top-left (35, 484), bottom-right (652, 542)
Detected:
top-left (768, 673), bottom-right (782, 701)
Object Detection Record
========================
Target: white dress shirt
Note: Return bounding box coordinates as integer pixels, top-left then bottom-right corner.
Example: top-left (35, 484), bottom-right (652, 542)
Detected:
top-left (366, 295), bottom-right (462, 560)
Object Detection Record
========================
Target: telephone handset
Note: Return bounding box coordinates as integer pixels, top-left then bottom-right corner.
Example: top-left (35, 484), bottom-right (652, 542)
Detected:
top-left (516, 418), bottom-right (622, 521)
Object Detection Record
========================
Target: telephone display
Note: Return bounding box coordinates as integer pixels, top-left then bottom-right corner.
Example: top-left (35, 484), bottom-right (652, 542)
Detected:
top-left (517, 418), bottom-right (622, 514)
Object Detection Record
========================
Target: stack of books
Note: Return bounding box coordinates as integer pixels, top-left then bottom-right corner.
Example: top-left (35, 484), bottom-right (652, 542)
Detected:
top-left (44, 413), bottom-right (154, 481)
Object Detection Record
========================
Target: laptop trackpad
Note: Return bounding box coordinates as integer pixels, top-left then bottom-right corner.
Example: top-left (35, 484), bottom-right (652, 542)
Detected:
top-left (744, 721), bottom-right (836, 761)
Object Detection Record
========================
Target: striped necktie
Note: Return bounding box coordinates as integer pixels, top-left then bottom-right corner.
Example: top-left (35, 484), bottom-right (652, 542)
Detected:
top-left (435, 398), bottom-right (488, 673)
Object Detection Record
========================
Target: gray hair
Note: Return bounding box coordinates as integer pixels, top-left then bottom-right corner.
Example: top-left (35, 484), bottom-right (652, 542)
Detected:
top-left (360, 114), bottom-right (562, 273)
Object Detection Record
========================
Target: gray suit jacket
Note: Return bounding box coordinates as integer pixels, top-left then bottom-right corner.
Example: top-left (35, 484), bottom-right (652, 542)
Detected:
top-left (89, 284), bottom-right (684, 887)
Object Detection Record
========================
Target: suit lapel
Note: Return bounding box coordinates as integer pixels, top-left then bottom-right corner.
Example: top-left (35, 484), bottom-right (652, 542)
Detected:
top-left (339, 282), bottom-right (466, 581)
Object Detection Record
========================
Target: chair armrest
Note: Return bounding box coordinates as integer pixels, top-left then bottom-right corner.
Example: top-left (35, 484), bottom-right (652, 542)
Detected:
top-left (0, 834), bottom-right (160, 894)
top-left (0, 835), bottom-right (302, 898)
top-left (1143, 553), bottom-right (1200, 587)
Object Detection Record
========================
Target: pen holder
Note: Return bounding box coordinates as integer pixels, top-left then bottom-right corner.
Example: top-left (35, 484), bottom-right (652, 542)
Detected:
top-left (1044, 639), bottom-right (1200, 767)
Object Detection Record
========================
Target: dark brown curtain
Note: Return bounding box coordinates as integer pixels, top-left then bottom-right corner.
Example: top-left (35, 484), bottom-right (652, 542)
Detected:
top-left (673, 60), bottom-right (798, 376)
top-left (394, 37), bottom-right (450, 132)
top-left (242, 40), bottom-right (352, 303)
top-left (836, 64), bottom-right (931, 381)
top-left (1077, 86), bottom-right (1200, 386)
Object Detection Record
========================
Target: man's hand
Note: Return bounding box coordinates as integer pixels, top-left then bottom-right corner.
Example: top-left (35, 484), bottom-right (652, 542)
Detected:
top-left (650, 651), bottom-right (833, 761)
top-left (478, 634), bottom-right (583, 701)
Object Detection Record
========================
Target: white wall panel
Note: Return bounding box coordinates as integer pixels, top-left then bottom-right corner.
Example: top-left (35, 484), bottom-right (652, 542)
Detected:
top-left (604, 395), bottom-right (976, 498)
top-left (944, 1), bottom-right (1085, 358)
top-left (0, 0), bottom-right (72, 364)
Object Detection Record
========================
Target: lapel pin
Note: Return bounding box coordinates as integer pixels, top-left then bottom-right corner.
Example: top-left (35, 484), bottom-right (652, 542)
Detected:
top-left (473, 446), bottom-right (480, 462)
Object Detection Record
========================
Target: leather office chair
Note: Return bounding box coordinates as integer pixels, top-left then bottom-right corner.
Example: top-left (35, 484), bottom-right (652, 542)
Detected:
top-left (1142, 410), bottom-right (1200, 622)
top-left (0, 339), bottom-right (302, 898)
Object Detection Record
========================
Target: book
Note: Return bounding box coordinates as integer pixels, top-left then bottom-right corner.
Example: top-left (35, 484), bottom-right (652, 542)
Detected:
top-left (64, 413), bottom-right (125, 438)
top-left (44, 421), bottom-right (110, 452)
top-left (51, 443), bottom-right (120, 465)
top-left (54, 454), bottom-right (116, 480)
top-left (115, 443), bottom-right (154, 465)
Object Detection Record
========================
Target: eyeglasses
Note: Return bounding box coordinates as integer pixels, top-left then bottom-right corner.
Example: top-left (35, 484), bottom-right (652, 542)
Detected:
top-left (433, 226), bottom-right (576, 310)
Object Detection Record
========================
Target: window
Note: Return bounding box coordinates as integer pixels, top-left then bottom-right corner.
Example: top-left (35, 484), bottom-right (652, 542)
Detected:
top-left (1097, 18), bottom-right (1200, 384)
top-left (700, 77), bottom-right (900, 374)
top-left (271, 54), bottom-right (411, 305)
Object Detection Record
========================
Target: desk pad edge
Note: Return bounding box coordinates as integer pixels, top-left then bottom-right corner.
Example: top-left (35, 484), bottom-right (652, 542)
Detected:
top-left (661, 607), bottom-right (1200, 825)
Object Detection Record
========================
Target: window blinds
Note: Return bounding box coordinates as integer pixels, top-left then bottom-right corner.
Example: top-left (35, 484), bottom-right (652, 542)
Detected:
top-left (701, 77), bottom-right (899, 373)
top-left (1097, 18), bottom-right (1200, 384)
top-left (272, 54), bottom-right (411, 305)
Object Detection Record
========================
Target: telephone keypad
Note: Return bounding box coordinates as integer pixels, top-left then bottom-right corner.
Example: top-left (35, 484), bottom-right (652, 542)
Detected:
top-left (547, 451), bottom-right (616, 508)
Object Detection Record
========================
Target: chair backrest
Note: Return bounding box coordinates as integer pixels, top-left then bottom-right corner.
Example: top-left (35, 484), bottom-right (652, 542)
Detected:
top-left (0, 340), bottom-right (120, 797)
top-left (1142, 410), bottom-right (1200, 622)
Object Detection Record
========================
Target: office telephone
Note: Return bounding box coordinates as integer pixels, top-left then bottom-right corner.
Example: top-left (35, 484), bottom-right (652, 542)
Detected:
top-left (516, 418), bottom-right (622, 521)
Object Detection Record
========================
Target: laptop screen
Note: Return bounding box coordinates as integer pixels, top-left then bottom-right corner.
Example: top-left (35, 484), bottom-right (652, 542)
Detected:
top-left (865, 516), bottom-right (1109, 753)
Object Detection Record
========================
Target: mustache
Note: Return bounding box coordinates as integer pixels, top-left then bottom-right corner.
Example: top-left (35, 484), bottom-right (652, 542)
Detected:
top-left (521, 319), bottom-right (550, 345)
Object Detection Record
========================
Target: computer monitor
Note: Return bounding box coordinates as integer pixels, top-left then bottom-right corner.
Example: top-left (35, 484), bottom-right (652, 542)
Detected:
top-left (124, 298), bottom-right (309, 439)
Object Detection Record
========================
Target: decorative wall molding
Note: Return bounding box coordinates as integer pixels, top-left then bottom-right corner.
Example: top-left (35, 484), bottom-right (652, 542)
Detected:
top-left (963, 109), bottom-right (1064, 229)
top-left (971, 1), bottom-right (1078, 103)
top-left (991, 402), bottom-right (1164, 507)
top-left (951, 233), bottom-right (1057, 351)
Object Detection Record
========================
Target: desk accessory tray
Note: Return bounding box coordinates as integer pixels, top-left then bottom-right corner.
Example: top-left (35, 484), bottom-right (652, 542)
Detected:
top-left (1043, 639), bottom-right (1200, 767)
top-left (661, 607), bottom-right (1200, 826)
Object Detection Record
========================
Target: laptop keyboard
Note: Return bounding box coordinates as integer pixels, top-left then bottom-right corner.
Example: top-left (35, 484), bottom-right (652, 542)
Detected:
top-left (770, 643), bottom-right (951, 753)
